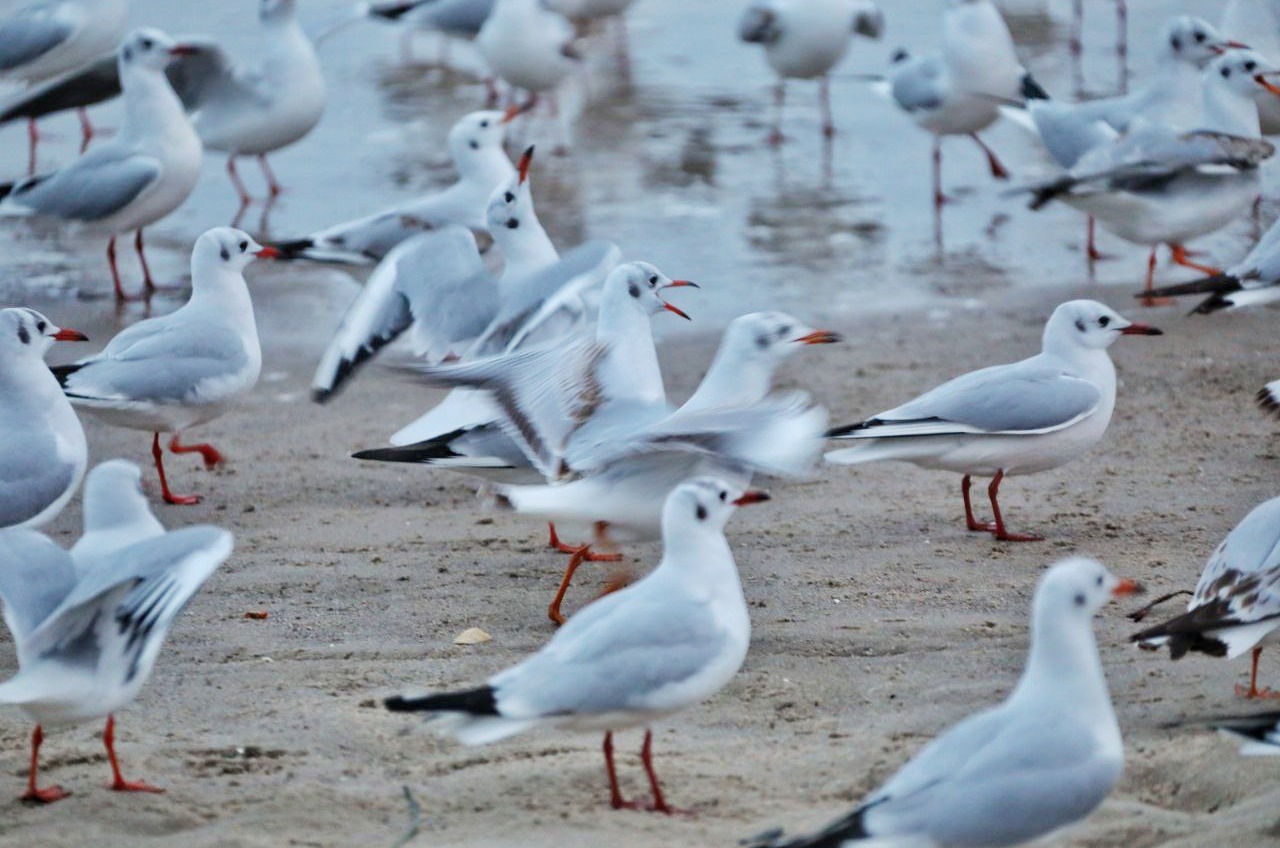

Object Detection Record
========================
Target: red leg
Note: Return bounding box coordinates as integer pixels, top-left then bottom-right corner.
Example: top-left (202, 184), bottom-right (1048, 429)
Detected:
top-left (969, 133), bottom-right (1008, 180)
top-left (258, 154), bottom-right (283, 198)
top-left (604, 731), bottom-right (641, 810)
top-left (152, 433), bottom-right (200, 505)
top-left (1170, 243), bottom-right (1222, 277)
top-left (135, 229), bottom-right (155, 291)
top-left (639, 729), bottom-right (691, 816)
top-left (20, 725), bottom-right (69, 804)
top-left (547, 523), bottom-right (623, 562)
top-left (819, 75), bottom-right (834, 139)
top-left (548, 546), bottom-right (587, 626)
top-left (961, 475), bottom-right (997, 532)
top-left (1137, 247), bottom-right (1171, 307)
top-left (169, 433), bottom-right (224, 468)
top-left (77, 107), bottom-right (94, 153)
top-left (987, 470), bottom-right (1042, 542)
top-left (226, 155), bottom-right (253, 206)
top-left (932, 138), bottom-right (951, 210)
top-left (26, 117), bottom-right (38, 175)
top-left (104, 715), bottom-right (164, 793)
top-left (1086, 217), bottom-right (1111, 262)
top-left (767, 81), bottom-right (785, 147)
top-left (1236, 647), bottom-right (1280, 699)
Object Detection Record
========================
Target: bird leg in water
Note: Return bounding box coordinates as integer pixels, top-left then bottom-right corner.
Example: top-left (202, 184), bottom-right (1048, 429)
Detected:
top-left (1235, 647), bottom-right (1280, 700)
top-left (152, 433), bottom-right (200, 505)
top-left (20, 725), bottom-right (69, 804)
top-left (968, 133), bottom-right (1008, 180)
top-left (104, 715), bottom-right (164, 793)
top-left (170, 434), bottom-right (224, 468)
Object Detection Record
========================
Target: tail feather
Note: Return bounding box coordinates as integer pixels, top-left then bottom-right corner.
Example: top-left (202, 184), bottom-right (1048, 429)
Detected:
top-left (742, 807), bottom-right (870, 848)
top-left (385, 685), bottom-right (497, 715)
top-left (1258, 382), bottom-right (1280, 418)
top-left (353, 430), bottom-right (468, 464)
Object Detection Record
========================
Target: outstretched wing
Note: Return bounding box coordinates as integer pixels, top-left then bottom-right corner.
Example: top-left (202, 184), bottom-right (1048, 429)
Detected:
top-left (0, 529), bottom-right (77, 665)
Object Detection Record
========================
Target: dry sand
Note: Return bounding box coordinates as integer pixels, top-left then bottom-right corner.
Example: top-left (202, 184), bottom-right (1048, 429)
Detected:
top-left (2, 281), bottom-right (1279, 847)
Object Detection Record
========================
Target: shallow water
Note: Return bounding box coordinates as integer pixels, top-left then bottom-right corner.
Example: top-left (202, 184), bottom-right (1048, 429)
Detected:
top-left (0, 0), bottom-right (1253, 348)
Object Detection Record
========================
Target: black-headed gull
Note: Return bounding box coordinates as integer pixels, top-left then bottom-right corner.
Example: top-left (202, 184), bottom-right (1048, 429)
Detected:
top-left (52, 227), bottom-right (277, 505)
top-left (1133, 495), bottom-right (1280, 700)
top-left (0, 0), bottom-right (127, 165)
top-left (547, 0), bottom-right (635, 75)
top-left (0, 308), bottom-right (88, 530)
top-left (1142, 213), bottom-right (1280, 314)
top-left (69, 459), bottom-right (164, 561)
top-left (477, 0), bottom-right (579, 113)
top-left (386, 477), bottom-right (766, 814)
top-left (169, 0), bottom-right (325, 205)
top-left (737, 0), bottom-right (883, 145)
top-left (1223, 0), bottom-right (1280, 134)
top-left (272, 108), bottom-right (520, 265)
top-left (0, 29), bottom-right (203, 302)
top-left (747, 557), bottom-right (1140, 848)
top-left (826, 300), bottom-right (1161, 542)
top-left (1023, 50), bottom-right (1280, 302)
top-left (0, 520), bottom-right (232, 802)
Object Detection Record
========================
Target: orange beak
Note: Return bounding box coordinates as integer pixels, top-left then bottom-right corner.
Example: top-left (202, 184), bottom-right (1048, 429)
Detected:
top-left (796, 330), bottom-right (842, 345)
top-left (662, 302), bottom-right (692, 321)
top-left (1256, 74), bottom-right (1280, 97)
top-left (502, 102), bottom-right (532, 123)
top-left (1112, 578), bottom-right (1143, 597)
top-left (255, 246), bottom-right (280, 259)
top-left (518, 146), bottom-right (535, 185)
top-left (732, 491), bottom-right (771, 506)
top-left (1119, 323), bottom-right (1162, 336)
top-left (52, 328), bottom-right (89, 342)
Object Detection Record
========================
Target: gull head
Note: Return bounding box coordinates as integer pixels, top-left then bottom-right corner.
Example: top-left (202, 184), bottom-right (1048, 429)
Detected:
top-left (1035, 558), bottom-right (1141, 624)
top-left (193, 227), bottom-right (278, 275)
top-left (485, 146), bottom-right (538, 235)
top-left (119, 28), bottom-right (188, 73)
top-left (1043, 300), bottom-right (1161, 354)
top-left (449, 110), bottom-right (517, 161)
top-left (723, 312), bottom-right (841, 364)
top-left (1163, 16), bottom-right (1230, 67)
top-left (0, 308), bottom-right (87, 359)
top-left (606, 261), bottom-right (698, 322)
top-left (663, 477), bottom-right (770, 535)
top-left (1209, 50), bottom-right (1280, 100)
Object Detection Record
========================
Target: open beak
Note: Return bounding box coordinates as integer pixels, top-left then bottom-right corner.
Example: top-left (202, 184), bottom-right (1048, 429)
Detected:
top-left (662, 301), bottom-right (692, 321)
top-left (732, 491), bottom-right (771, 506)
top-left (796, 330), bottom-right (842, 345)
top-left (255, 246), bottom-right (280, 259)
top-left (1256, 74), bottom-right (1280, 97)
top-left (517, 146), bottom-right (535, 185)
top-left (1211, 40), bottom-right (1251, 55)
top-left (169, 44), bottom-right (198, 56)
top-left (661, 279), bottom-right (699, 290)
top-left (52, 328), bottom-right (89, 342)
top-left (1119, 323), bottom-right (1162, 336)
top-left (1112, 578), bottom-right (1143, 597)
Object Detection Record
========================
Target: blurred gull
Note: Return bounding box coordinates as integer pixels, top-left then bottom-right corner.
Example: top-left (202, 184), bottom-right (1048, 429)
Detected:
top-left (0, 308), bottom-right (88, 530)
top-left (69, 459), bottom-right (164, 562)
top-left (1193, 711), bottom-right (1280, 755)
top-left (0, 518), bottom-right (232, 802)
top-left (477, 0), bottom-right (579, 129)
top-left (1222, 0), bottom-right (1280, 134)
top-left (1142, 213), bottom-right (1280, 314)
top-left (737, 0), bottom-right (883, 144)
top-left (52, 228), bottom-right (277, 505)
top-left (386, 477), bottom-right (766, 814)
top-left (1133, 495), bottom-right (1280, 700)
top-left (747, 557), bottom-right (1139, 848)
top-left (0, 29), bottom-right (202, 301)
top-left (826, 300), bottom-right (1161, 542)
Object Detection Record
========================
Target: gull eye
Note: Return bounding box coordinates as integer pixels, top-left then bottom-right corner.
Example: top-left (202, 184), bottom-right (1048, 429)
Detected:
top-left (719, 491), bottom-right (727, 502)
top-left (1246, 61), bottom-right (1258, 72)
top-left (504, 191), bottom-right (515, 203)
top-left (239, 240), bottom-right (248, 252)
top-left (1194, 31), bottom-right (1206, 43)
top-left (479, 120), bottom-right (490, 128)
top-left (1098, 315), bottom-right (1110, 327)
top-left (648, 274), bottom-right (658, 286)
top-left (141, 37), bottom-right (153, 49)
top-left (35, 320), bottom-right (46, 332)
top-left (778, 324), bottom-right (791, 336)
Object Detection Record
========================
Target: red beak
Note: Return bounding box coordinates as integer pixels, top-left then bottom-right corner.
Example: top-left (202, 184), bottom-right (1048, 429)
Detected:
top-left (662, 279), bottom-right (699, 289)
top-left (52, 328), bottom-right (89, 342)
top-left (662, 302), bottom-right (692, 321)
top-left (1112, 578), bottom-right (1143, 597)
top-left (1211, 40), bottom-right (1251, 54)
top-left (502, 102), bottom-right (532, 123)
top-left (1256, 74), bottom-right (1280, 97)
top-left (517, 146), bottom-right (535, 185)
top-left (732, 491), bottom-right (771, 506)
top-left (169, 44), bottom-right (198, 56)
top-left (1119, 323), bottom-right (1162, 336)
top-left (255, 246), bottom-right (280, 259)
top-left (796, 330), bottom-right (842, 345)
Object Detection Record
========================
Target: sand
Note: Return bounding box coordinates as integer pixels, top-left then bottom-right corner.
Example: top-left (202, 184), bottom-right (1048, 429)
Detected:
top-left (2, 282), bottom-right (1280, 847)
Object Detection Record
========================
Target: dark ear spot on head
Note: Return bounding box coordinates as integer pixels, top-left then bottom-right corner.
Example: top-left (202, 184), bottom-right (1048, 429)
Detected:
top-left (506, 218), bottom-right (519, 229)
top-left (16, 324), bottom-right (29, 345)
top-left (1074, 318), bottom-right (1085, 332)
top-left (1073, 593), bottom-right (1086, 607)
top-left (756, 334), bottom-right (770, 349)
top-left (504, 191), bottom-right (515, 203)
top-left (1222, 66), bottom-right (1232, 78)
top-left (628, 284), bottom-right (639, 298)
top-left (220, 247), bottom-right (230, 261)
top-left (122, 46), bottom-right (133, 61)
top-left (469, 140), bottom-right (479, 150)
top-left (1170, 35), bottom-right (1181, 51)
top-left (695, 504), bottom-right (707, 521)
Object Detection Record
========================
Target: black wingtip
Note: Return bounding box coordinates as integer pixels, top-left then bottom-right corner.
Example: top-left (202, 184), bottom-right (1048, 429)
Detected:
top-left (49, 362), bottom-right (82, 389)
top-left (352, 430), bottom-right (469, 464)
top-left (266, 238), bottom-right (315, 261)
top-left (824, 420), bottom-right (872, 439)
top-left (1258, 386), bottom-right (1280, 417)
top-left (1136, 273), bottom-right (1242, 302)
top-left (385, 685), bottom-right (498, 715)
top-left (1020, 72), bottom-right (1050, 101)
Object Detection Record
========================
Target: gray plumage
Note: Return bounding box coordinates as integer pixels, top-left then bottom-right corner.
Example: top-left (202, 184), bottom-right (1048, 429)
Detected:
top-left (0, 52), bottom-right (117, 124)
top-left (3, 147), bottom-right (160, 222)
top-left (0, 2), bottom-right (73, 72)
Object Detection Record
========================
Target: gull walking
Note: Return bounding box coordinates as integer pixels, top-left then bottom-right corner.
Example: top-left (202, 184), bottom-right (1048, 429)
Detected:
top-left (0, 29), bottom-right (203, 301)
top-left (826, 300), bottom-right (1161, 542)
top-left (1133, 495), bottom-right (1280, 700)
top-left (747, 558), bottom-right (1139, 848)
top-left (52, 227), bottom-right (277, 505)
top-left (0, 308), bottom-right (88, 529)
top-left (0, 518), bottom-right (232, 802)
top-left (385, 478), bottom-right (766, 814)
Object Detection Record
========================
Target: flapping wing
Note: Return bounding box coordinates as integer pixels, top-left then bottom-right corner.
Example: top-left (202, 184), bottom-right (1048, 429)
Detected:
top-left (0, 1), bottom-right (73, 72)
top-left (5, 146), bottom-right (160, 222)
top-left (0, 529), bottom-right (76, 663)
top-left (166, 38), bottom-right (265, 111)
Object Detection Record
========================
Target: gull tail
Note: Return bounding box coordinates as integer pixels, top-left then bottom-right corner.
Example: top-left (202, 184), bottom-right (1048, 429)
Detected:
top-left (1258, 381), bottom-right (1280, 418)
top-left (741, 807), bottom-right (870, 848)
top-left (1129, 611), bottom-right (1274, 660)
top-left (385, 685), bottom-right (539, 745)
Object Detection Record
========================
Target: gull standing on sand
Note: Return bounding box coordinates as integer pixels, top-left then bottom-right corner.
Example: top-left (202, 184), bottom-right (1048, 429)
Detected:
top-left (69, 459), bottom-right (164, 561)
top-left (0, 29), bottom-right (202, 301)
top-left (0, 0), bottom-right (127, 164)
top-left (386, 478), bottom-right (766, 814)
top-left (747, 557), bottom-right (1139, 848)
top-left (737, 0), bottom-right (884, 145)
top-left (271, 108), bottom-right (519, 265)
top-left (0, 308), bottom-right (88, 530)
top-left (52, 228), bottom-right (277, 506)
top-left (1132, 495), bottom-right (1280, 700)
top-left (825, 300), bottom-right (1161, 542)
top-left (171, 0), bottom-right (325, 205)
top-left (884, 0), bottom-right (1023, 217)
top-left (1023, 50), bottom-right (1280, 301)
top-left (0, 518), bottom-right (232, 802)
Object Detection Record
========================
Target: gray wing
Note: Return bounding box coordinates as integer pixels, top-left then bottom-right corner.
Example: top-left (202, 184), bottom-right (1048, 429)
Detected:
top-left (492, 587), bottom-right (726, 718)
top-left (166, 38), bottom-right (262, 112)
top-left (1193, 497), bottom-right (1280, 605)
top-left (24, 526), bottom-right (232, 671)
top-left (0, 404), bottom-right (78, 527)
top-left (890, 54), bottom-right (946, 113)
top-left (0, 1), bottom-right (73, 72)
top-left (0, 53), bottom-right (120, 125)
top-left (468, 240), bottom-right (619, 357)
top-left (844, 360), bottom-right (1102, 438)
top-left (311, 227), bottom-right (497, 402)
top-left (738, 4), bottom-right (781, 45)
top-left (0, 529), bottom-right (76, 663)
top-left (5, 145), bottom-right (160, 222)
top-left (1027, 100), bottom-right (1117, 170)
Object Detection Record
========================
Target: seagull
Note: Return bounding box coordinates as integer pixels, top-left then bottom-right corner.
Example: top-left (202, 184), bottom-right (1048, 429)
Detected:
top-left (271, 108), bottom-right (520, 265)
top-left (883, 0), bottom-right (1024, 218)
top-left (546, 0), bottom-right (636, 76)
top-left (363, 0), bottom-right (496, 58)
top-left (0, 308), bottom-right (88, 530)
top-left (476, 0), bottom-right (579, 113)
top-left (168, 0), bottom-right (326, 205)
top-left (1132, 495), bottom-right (1280, 700)
top-left (385, 477), bottom-right (767, 815)
top-left (0, 53), bottom-right (121, 155)
top-left (1190, 711), bottom-right (1280, 755)
top-left (1022, 50), bottom-right (1280, 302)
top-left (0, 29), bottom-right (203, 301)
top-left (0, 520), bottom-right (232, 802)
top-left (51, 227), bottom-right (277, 505)
top-left (0, 0), bottom-right (128, 166)
top-left (1222, 0), bottom-right (1280, 134)
top-left (1141, 212), bottom-right (1280, 314)
top-left (825, 300), bottom-right (1161, 542)
top-left (69, 459), bottom-right (164, 562)
top-left (737, 0), bottom-right (884, 145)
top-left (746, 557), bottom-right (1139, 848)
